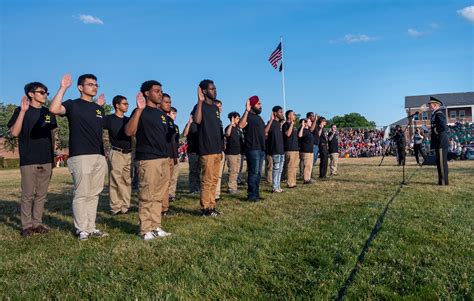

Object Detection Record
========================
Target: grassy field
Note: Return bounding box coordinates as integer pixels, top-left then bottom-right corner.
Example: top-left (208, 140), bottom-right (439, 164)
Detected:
top-left (0, 157), bottom-right (472, 299)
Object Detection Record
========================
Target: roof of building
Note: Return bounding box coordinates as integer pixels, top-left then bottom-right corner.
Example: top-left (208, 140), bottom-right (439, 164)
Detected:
top-left (405, 92), bottom-right (474, 108)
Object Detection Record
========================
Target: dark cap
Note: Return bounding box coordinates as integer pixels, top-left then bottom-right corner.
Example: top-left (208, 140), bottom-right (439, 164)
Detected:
top-left (428, 96), bottom-right (443, 106)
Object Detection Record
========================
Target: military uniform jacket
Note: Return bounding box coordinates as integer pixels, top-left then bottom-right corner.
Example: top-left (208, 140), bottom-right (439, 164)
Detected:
top-left (430, 109), bottom-right (449, 149)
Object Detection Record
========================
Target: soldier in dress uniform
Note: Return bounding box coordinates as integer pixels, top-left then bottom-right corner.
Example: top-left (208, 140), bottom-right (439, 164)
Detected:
top-left (429, 96), bottom-right (449, 185)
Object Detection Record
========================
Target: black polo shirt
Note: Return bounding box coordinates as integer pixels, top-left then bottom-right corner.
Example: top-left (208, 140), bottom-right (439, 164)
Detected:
top-left (328, 131), bottom-right (339, 154)
top-left (319, 128), bottom-right (328, 147)
top-left (244, 112), bottom-right (265, 151)
top-left (104, 114), bottom-right (132, 150)
top-left (312, 127), bottom-right (320, 145)
top-left (192, 103), bottom-right (224, 156)
top-left (225, 125), bottom-right (242, 155)
top-left (132, 106), bottom-right (171, 160)
top-left (299, 128), bottom-right (314, 153)
top-left (8, 105), bottom-right (57, 166)
top-left (267, 120), bottom-right (284, 155)
top-left (282, 122), bottom-right (299, 152)
top-left (62, 98), bottom-right (105, 157)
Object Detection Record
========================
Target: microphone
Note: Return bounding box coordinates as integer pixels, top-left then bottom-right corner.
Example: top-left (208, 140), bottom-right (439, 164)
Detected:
top-left (407, 111), bottom-right (419, 118)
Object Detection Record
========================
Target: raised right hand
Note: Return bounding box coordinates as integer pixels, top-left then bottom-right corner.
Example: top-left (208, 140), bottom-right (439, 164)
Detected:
top-left (197, 86), bottom-right (205, 103)
top-left (20, 96), bottom-right (29, 112)
top-left (136, 92), bottom-right (146, 109)
top-left (61, 74), bottom-right (72, 89)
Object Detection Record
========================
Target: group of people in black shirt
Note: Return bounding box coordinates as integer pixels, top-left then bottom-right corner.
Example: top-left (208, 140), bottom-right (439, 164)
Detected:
top-left (9, 74), bottom-right (340, 241)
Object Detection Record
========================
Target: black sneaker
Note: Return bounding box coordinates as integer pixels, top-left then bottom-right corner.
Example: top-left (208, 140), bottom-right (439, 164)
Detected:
top-left (201, 209), bottom-right (210, 216)
top-left (209, 208), bottom-right (221, 216)
top-left (21, 227), bottom-right (34, 237)
top-left (169, 196), bottom-right (176, 202)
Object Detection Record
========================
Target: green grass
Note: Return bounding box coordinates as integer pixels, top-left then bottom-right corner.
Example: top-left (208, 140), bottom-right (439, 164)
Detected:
top-left (0, 157), bottom-right (472, 299)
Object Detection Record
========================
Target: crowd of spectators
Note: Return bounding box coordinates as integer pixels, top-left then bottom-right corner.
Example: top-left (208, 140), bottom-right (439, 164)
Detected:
top-left (337, 128), bottom-right (386, 158)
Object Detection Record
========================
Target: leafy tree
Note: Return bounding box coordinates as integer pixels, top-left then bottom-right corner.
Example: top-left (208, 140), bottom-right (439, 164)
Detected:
top-left (329, 112), bottom-right (376, 129)
top-left (0, 102), bottom-right (20, 152)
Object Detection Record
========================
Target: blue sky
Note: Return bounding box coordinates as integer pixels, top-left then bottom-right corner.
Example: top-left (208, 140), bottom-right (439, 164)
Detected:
top-left (1, 0), bottom-right (473, 128)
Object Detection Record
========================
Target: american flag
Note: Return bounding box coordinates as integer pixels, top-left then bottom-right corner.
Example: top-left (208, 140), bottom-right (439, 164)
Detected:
top-left (268, 42), bottom-right (282, 70)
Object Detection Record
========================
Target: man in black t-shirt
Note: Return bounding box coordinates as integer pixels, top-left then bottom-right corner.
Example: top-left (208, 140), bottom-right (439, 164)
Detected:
top-left (104, 95), bottom-right (132, 215)
top-left (124, 80), bottom-right (172, 240)
top-left (328, 124), bottom-right (340, 176)
top-left (298, 118), bottom-right (315, 184)
top-left (193, 79), bottom-right (224, 216)
top-left (264, 106), bottom-right (285, 193)
top-left (213, 99), bottom-right (226, 201)
top-left (239, 96), bottom-right (266, 201)
top-left (308, 112), bottom-right (320, 166)
top-left (224, 111), bottom-right (242, 194)
top-left (282, 110), bottom-right (300, 188)
top-left (317, 117), bottom-right (329, 178)
top-left (8, 82), bottom-right (57, 237)
top-left (183, 113), bottom-right (200, 193)
top-left (49, 74), bottom-right (108, 240)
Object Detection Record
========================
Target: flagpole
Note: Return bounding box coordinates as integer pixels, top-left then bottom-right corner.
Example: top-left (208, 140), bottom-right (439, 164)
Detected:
top-left (280, 36), bottom-right (287, 113)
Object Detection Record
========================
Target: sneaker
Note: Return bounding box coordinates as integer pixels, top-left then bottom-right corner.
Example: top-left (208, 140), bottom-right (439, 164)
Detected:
top-left (153, 227), bottom-right (171, 237)
top-left (78, 231), bottom-right (89, 241)
top-left (304, 179), bottom-right (316, 184)
top-left (33, 225), bottom-right (49, 234)
top-left (228, 189), bottom-right (239, 194)
top-left (21, 227), bottom-right (34, 237)
top-left (272, 188), bottom-right (284, 193)
top-left (277, 188), bottom-right (284, 193)
top-left (201, 209), bottom-right (210, 216)
top-left (143, 231), bottom-right (156, 241)
top-left (209, 208), bottom-right (221, 216)
top-left (169, 195), bottom-right (176, 202)
top-left (89, 229), bottom-right (109, 238)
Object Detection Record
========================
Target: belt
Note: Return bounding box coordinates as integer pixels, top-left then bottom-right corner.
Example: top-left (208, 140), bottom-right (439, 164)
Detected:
top-left (111, 146), bottom-right (132, 154)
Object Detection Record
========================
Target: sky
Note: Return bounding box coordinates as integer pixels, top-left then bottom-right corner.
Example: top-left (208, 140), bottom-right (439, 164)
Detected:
top-left (1, 0), bottom-right (473, 129)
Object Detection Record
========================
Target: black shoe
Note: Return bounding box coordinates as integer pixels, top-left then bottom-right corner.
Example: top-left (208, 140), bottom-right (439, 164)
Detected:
top-left (287, 185), bottom-right (297, 189)
top-left (246, 198), bottom-right (260, 202)
top-left (162, 210), bottom-right (175, 216)
top-left (21, 227), bottom-right (34, 237)
top-left (258, 196), bottom-right (265, 201)
top-left (210, 208), bottom-right (221, 216)
top-left (169, 196), bottom-right (176, 202)
top-left (201, 209), bottom-right (210, 216)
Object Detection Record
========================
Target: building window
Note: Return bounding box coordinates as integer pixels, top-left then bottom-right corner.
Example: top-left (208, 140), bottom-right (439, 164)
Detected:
top-left (450, 111), bottom-right (457, 119)
top-left (459, 110), bottom-right (465, 118)
top-left (422, 112), bottom-right (428, 120)
top-left (414, 112), bottom-right (419, 120)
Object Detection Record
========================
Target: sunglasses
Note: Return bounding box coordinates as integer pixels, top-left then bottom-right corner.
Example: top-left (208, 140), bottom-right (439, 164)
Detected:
top-left (34, 90), bottom-right (50, 96)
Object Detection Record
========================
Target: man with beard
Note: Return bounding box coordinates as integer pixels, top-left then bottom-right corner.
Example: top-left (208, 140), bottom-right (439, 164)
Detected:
top-left (428, 97), bottom-right (449, 185)
top-left (239, 96), bottom-right (266, 201)
top-left (193, 80), bottom-right (224, 216)
top-left (49, 74), bottom-right (108, 240)
top-left (264, 106), bottom-right (285, 193)
top-left (8, 81), bottom-right (57, 237)
top-left (124, 80), bottom-right (171, 240)
top-left (104, 95), bottom-right (132, 215)
top-left (282, 110), bottom-right (299, 188)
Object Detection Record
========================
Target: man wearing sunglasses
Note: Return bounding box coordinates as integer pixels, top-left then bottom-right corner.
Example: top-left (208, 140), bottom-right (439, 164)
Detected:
top-left (49, 74), bottom-right (108, 241)
top-left (104, 95), bottom-right (132, 215)
top-left (8, 82), bottom-right (57, 237)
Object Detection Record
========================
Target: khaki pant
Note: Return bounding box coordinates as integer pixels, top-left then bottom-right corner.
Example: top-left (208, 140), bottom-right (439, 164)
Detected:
top-left (330, 153), bottom-right (339, 175)
top-left (265, 155), bottom-right (273, 184)
top-left (137, 158), bottom-right (169, 235)
top-left (68, 155), bottom-right (107, 233)
top-left (284, 151), bottom-right (300, 187)
top-left (168, 159), bottom-right (180, 198)
top-left (188, 153), bottom-right (201, 193)
top-left (200, 153), bottom-right (223, 209)
top-left (215, 152), bottom-right (225, 199)
top-left (299, 152), bottom-right (314, 181)
top-left (226, 154), bottom-right (241, 191)
top-left (108, 150), bottom-right (132, 214)
top-left (20, 163), bottom-right (52, 229)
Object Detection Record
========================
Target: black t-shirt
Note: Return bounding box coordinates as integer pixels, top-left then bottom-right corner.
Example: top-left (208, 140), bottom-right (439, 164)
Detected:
top-left (7, 105), bottom-right (57, 166)
top-left (186, 122), bottom-right (199, 154)
top-left (192, 103), bottom-right (224, 156)
top-left (312, 127), bottom-right (320, 145)
top-left (104, 114), bottom-right (132, 150)
top-left (167, 117), bottom-right (180, 159)
top-left (328, 131), bottom-right (339, 154)
top-left (299, 127), bottom-right (314, 153)
top-left (62, 98), bottom-right (105, 157)
top-left (133, 106), bottom-right (171, 160)
top-left (267, 120), bottom-right (284, 155)
top-left (224, 125), bottom-right (242, 155)
top-left (282, 122), bottom-right (299, 152)
top-left (244, 112), bottom-right (265, 151)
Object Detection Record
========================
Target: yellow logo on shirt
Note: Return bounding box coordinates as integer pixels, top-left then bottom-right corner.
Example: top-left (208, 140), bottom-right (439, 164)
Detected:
top-left (216, 110), bottom-right (220, 119)
top-left (96, 109), bottom-right (103, 118)
top-left (44, 115), bottom-right (51, 123)
top-left (161, 115), bottom-right (167, 124)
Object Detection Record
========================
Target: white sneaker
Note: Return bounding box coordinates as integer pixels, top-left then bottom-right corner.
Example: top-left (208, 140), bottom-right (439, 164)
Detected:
top-left (90, 229), bottom-right (109, 238)
top-left (143, 231), bottom-right (156, 241)
top-left (78, 231), bottom-right (89, 241)
top-left (153, 227), bottom-right (171, 237)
